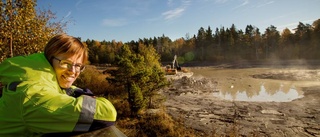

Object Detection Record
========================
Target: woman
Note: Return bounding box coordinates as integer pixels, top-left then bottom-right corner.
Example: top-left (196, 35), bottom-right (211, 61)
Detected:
top-left (0, 34), bottom-right (125, 136)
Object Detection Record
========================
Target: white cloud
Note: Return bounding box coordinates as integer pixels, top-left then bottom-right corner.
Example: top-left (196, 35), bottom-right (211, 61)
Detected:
top-left (75, 0), bottom-right (83, 9)
top-left (277, 22), bottom-right (298, 30)
top-left (256, 0), bottom-right (274, 8)
top-left (162, 7), bottom-right (185, 20)
top-left (277, 19), bottom-right (315, 31)
top-left (162, 0), bottom-right (191, 21)
top-left (183, 0), bottom-right (192, 6)
top-left (102, 18), bottom-right (127, 27)
top-left (60, 11), bottom-right (71, 22)
top-left (65, 11), bottom-right (72, 18)
top-left (240, 0), bottom-right (249, 6)
top-left (233, 0), bottom-right (249, 10)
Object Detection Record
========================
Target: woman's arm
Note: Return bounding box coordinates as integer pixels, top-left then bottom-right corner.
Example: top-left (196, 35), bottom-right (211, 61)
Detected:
top-left (18, 82), bottom-right (117, 133)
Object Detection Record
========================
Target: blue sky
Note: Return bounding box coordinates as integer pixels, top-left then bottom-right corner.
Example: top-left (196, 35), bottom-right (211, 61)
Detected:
top-left (37, 0), bottom-right (320, 42)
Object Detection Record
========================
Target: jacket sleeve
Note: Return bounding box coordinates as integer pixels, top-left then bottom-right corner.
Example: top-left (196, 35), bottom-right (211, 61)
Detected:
top-left (65, 86), bottom-right (95, 98)
top-left (19, 81), bottom-right (117, 133)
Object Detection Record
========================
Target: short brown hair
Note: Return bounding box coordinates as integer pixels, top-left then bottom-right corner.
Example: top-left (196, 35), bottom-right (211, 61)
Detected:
top-left (44, 34), bottom-right (88, 65)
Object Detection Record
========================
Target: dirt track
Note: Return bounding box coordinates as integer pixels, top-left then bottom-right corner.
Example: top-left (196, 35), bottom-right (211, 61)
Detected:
top-left (161, 65), bottom-right (320, 137)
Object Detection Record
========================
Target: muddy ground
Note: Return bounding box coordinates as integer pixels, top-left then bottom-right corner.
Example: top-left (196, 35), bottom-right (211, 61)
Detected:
top-left (160, 63), bottom-right (320, 137)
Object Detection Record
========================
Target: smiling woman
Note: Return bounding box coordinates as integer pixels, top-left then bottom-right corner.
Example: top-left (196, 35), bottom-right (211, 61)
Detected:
top-left (0, 34), bottom-right (126, 136)
top-left (44, 34), bottom-right (88, 89)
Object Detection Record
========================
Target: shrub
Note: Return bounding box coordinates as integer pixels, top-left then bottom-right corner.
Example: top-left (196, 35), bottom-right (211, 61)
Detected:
top-left (74, 65), bottom-right (110, 96)
top-left (116, 109), bottom-right (198, 137)
top-left (112, 98), bottom-right (131, 118)
top-left (128, 82), bottom-right (146, 116)
top-left (136, 110), bottom-right (197, 137)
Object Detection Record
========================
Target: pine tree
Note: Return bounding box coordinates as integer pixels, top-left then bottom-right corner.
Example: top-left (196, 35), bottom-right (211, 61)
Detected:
top-left (109, 44), bottom-right (168, 116)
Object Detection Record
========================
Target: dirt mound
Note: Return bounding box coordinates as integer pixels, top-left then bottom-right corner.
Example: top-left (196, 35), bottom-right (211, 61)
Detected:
top-left (166, 76), bottom-right (218, 96)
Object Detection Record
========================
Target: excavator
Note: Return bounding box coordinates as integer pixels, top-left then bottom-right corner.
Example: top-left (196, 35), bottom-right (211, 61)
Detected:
top-left (165, 55), bottom-right (181, 75)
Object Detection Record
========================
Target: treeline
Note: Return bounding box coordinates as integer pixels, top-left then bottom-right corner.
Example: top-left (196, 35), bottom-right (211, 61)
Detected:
top-left (1, 0), bottom-right (319, 65)
top-left (85, 19), bottom-right (320, 65)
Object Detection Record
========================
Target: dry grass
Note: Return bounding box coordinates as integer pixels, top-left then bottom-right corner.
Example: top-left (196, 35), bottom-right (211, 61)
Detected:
top-left (116, 108), bottom-right (199, 137)
top-left (74, 65), bottom-right (111, 96)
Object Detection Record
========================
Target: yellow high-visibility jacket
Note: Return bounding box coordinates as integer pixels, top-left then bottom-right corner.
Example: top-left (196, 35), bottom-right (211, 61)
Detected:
top-left (0, 53), bottom-right (117, 137)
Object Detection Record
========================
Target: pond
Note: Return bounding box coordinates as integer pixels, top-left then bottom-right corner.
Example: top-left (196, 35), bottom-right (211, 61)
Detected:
top-left (213, 82), bottom-right (303, 102)
top-left (190, 67), bottom-right (311, 102)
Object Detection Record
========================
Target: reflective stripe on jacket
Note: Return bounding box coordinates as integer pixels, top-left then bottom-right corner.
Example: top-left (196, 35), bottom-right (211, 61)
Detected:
top-left (0, 53), bottom-right (116, 137)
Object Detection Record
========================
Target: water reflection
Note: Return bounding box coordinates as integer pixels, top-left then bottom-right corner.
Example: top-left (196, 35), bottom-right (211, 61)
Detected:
top-left (190, 67), bottom-right (307, 102)
top-left (214, 81), bottom-right (304, 102)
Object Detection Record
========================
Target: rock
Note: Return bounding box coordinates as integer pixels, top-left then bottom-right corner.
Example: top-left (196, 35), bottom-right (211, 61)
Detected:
top-left (261, 110), bottom-right (285, 116)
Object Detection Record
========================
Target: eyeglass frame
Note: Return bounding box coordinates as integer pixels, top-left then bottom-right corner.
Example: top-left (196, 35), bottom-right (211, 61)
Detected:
top-left (52, 56), bottom-right (85, 72)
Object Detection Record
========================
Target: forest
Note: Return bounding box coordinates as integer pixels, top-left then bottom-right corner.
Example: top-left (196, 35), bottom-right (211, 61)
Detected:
top-left (85, 20), bottom-right (320, 66)
top-left (1, 1), bottom-right (320, 64)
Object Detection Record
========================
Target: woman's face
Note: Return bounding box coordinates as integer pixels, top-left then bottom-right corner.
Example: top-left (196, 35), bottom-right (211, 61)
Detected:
top-left (52, 53), bottom-right (84, 88)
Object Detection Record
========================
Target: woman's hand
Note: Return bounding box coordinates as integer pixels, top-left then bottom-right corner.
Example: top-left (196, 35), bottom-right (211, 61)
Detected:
top-left (73, 88), bottom-right (95, 98)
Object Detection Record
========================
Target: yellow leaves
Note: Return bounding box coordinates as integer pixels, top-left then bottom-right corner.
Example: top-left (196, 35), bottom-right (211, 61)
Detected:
top-left (0, 0), bottom-right (67, 61)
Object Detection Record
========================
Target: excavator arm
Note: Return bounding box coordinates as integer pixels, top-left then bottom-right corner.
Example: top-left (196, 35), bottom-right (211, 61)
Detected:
top-left (172, 55), bottom-right (181, 71)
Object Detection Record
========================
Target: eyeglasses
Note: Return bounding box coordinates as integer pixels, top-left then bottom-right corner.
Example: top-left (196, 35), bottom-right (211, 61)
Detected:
top-left (53, 57), bottom-right (85, 72)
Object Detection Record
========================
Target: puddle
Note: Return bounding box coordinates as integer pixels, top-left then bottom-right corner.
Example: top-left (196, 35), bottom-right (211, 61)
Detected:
top-left (213, 82), bottom-right (304, 102)
top-left (190, 67), bottom-right (308, 102)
